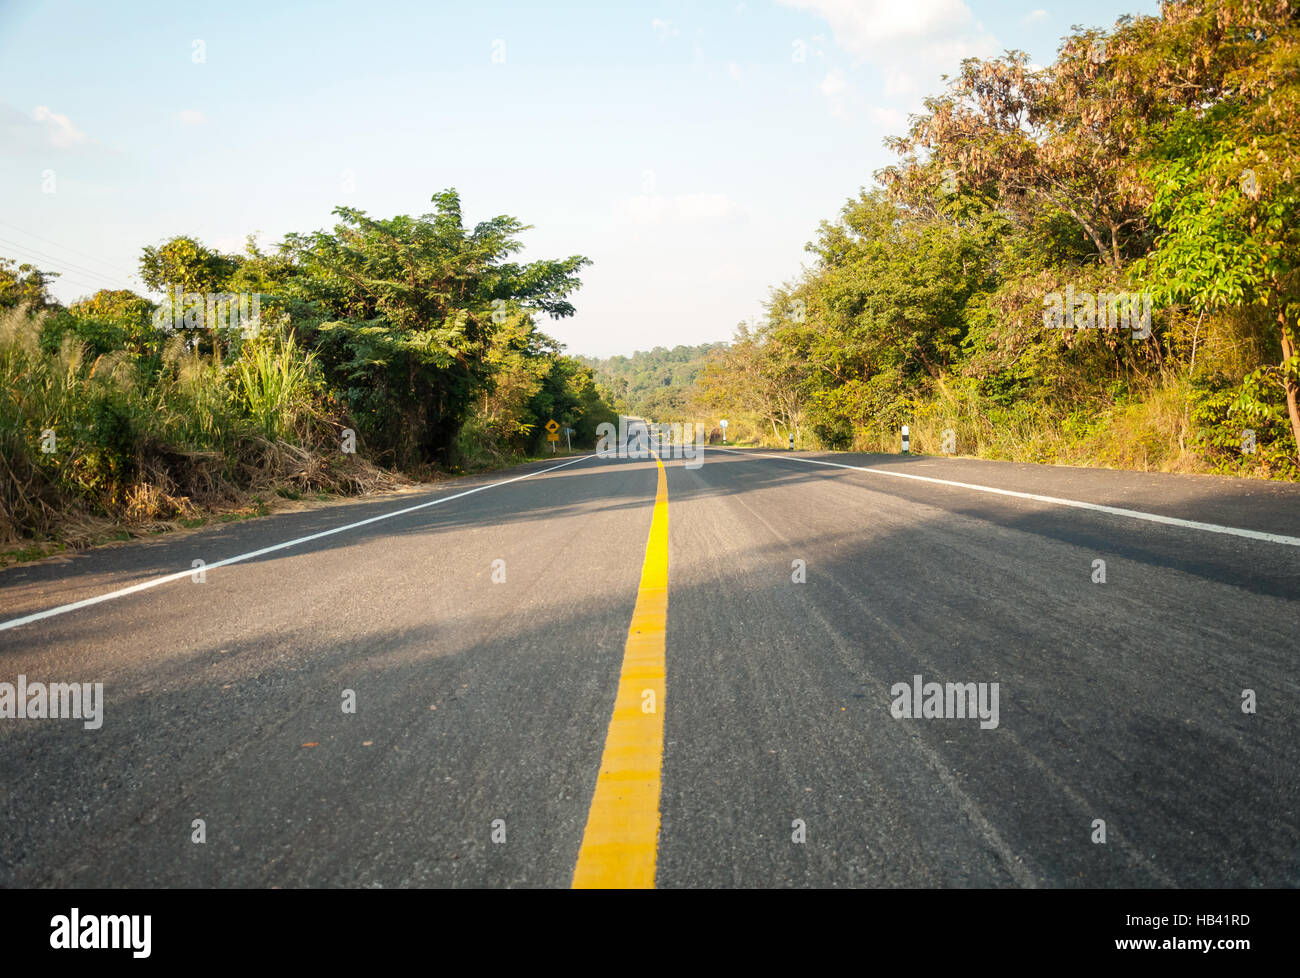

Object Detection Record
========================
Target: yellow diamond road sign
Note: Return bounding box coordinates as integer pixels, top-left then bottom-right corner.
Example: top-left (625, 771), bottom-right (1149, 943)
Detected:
top-left (545, 418), bottom-right (560, 441)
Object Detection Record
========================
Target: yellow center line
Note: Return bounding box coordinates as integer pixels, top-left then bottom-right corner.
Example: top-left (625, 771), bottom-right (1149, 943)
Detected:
top-left (572, 455), bottom-right (669, 889)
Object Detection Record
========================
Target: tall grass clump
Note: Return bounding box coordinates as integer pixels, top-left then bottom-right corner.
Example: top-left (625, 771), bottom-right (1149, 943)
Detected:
top-left (229, 328), bottom-right (320, 442)
top-left (1, 306), bottom-right (394, 547)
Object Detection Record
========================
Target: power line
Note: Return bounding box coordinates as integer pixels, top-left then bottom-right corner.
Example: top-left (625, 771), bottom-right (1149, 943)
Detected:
top-left (54, 277), bottom-right (127, 300)
top-left (0, 237), bottom-right (130, 285)
top-left (4, 269), bottom-right (116, 301)
top-left (0, 237), bottom-right (134, 293)
top-left (0, 249), bottom-right (133, 301)
top-left (0, 220), bottom-right (137, 279)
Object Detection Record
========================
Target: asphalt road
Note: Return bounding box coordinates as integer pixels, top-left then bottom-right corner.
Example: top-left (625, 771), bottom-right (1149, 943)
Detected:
top-left (1, 447), bottom-right (1297, 888)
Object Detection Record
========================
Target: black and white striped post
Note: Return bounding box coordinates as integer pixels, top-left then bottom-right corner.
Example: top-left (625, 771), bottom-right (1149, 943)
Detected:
top-left (901, 424), bottom-right (910, 454)
top-left (788, 433), bottom-right (794, 451)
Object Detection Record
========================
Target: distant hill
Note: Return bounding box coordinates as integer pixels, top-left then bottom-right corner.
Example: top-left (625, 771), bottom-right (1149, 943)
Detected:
top-left (578, 342), bottom-right (725, 421)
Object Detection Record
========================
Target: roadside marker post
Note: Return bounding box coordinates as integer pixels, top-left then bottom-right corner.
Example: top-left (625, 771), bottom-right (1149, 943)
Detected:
top-left (901, 424), bottom-right (910, 454)
top-left (720, 418), bottom-right (728, 445)
top-left (565, 427), bottom-right (574, 452)
top-left (789, 433), bottom-right (794, 451)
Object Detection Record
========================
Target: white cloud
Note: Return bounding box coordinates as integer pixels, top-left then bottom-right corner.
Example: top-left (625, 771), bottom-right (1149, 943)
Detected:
top-left (0, 103), bottom-right (111, 159)
top-left (820, 69), bottom-right (848, 97)
top-left (779, 0), bottom-right (975, 50)
top-left (32, 105), bottom-right (89, 148)
top-left (0, 102), bottom-right (107, 158)
top-left (651, 18), bottom-right (678, 41)
top-left (819, 69), bottom-right (852, 117)
top-left (727, 61), bottom-right (743, 81)
top-left (177, 109), bottom-right (207, 126)
top-left (1023, 9), bottom-right (1049, 24)
top-left (869, 105), bottom-right (908, 131)
top-left (777, 0), bottom-right (997, 98)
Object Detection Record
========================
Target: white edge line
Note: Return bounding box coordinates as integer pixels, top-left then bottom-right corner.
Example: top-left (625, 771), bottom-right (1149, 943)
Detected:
top-left (715, 449), bottom-right (1300, 548)
top-left (0, 455), bottom-right (594, 633)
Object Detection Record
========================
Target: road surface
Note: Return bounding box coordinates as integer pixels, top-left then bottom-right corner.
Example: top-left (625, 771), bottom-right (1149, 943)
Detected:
top-left (1, 447), bottom-right (1297, 887)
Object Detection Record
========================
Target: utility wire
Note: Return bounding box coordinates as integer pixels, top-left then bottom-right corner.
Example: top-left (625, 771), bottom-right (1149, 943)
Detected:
top-left (0, 237), bottom-right (134, 292)
top-left (0, 220), bottom-right (137, 279)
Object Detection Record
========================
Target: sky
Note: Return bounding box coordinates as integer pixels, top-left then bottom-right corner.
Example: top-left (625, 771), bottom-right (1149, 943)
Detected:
top-left (0, 0), bottom-right (1159, 357)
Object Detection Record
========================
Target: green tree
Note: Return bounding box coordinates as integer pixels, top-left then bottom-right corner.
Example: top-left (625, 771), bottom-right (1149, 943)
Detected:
top-left (1130, 0), bottom-right (1300, 455)
top-left (0, 257), bottom-right (56, 310)
top-left (139, 236), bottom-right (242, 294)
top-left (286, 190), bottom-right (590, 465)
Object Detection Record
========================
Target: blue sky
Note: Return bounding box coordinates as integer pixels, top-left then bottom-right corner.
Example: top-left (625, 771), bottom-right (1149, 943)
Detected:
top-left (1, 0), bottom-right (1159, 356)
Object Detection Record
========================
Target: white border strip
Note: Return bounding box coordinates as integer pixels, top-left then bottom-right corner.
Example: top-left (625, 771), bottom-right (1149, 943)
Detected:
top-left (716, 449), bottom-right (1300, 548)
top-left (0, 455), bottom-right (593, 633)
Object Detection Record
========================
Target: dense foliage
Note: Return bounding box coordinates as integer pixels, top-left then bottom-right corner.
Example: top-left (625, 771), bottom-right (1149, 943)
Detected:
top-left (0, 190), bottom-right (615, 544)
top-left (580, 343), bottom-right (725, 419)
top-left (695, 0), bottom-right (1299, 477)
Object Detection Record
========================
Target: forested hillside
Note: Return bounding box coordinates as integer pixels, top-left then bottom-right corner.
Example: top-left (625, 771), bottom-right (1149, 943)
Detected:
top-left (0, 190), bottom-right (616, 547)
top-left (580, 343), bottom-right (724, 419)
top-left (694, 0), bottom-right (1299, 478)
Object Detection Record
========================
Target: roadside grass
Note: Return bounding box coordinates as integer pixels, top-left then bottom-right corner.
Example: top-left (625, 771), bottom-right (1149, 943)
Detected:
top-left (0, 305), bottom-right (417, 566)
top-left (0, 440), bottom-right (593, 568)
top-left (729, 376), bottom-right (1294, 479)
